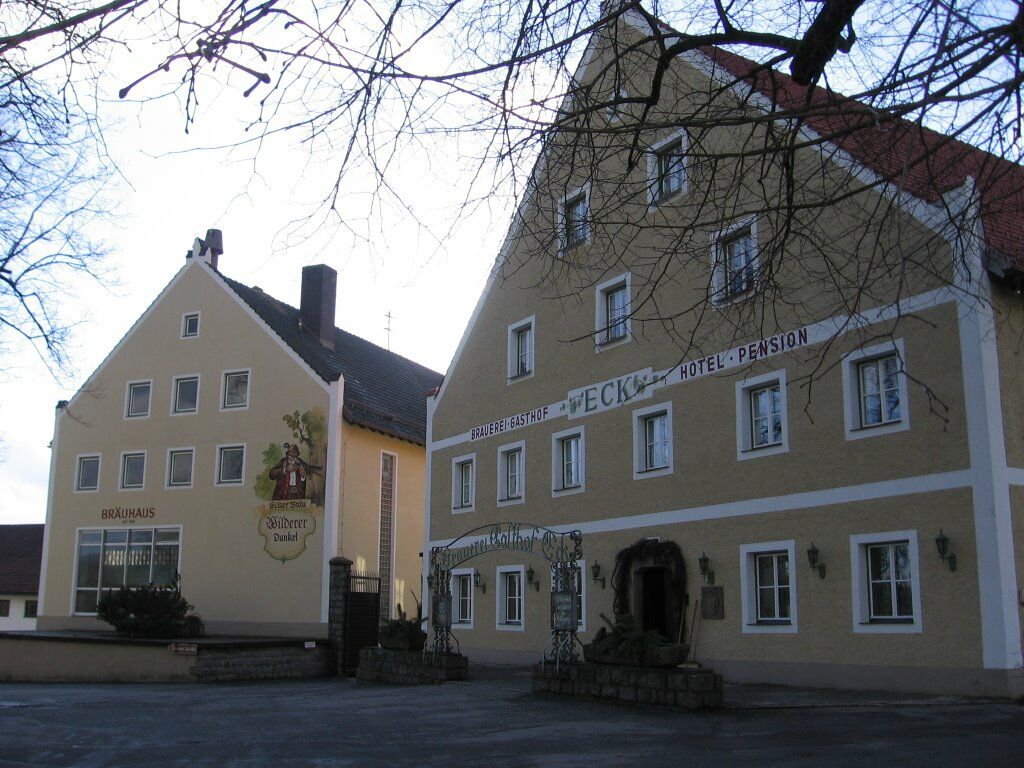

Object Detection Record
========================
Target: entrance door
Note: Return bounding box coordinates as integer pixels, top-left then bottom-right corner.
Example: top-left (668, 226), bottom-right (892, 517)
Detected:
top-left (640, 567), bottom-right (669, 639)
top-left (344, 571), bottom-right (381, 675)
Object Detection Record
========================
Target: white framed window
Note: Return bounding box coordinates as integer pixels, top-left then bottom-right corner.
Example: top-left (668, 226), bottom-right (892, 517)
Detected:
top-left (605, 86), bottom-right (628, 122)
top-left (712, 218), bottom-right (759, 303)
top-left (740, 541), bottom-right (797, 634)
top-left (182, 312), bottom-right (200, 338)
top-left (72, 527), bottom-right (181, 615)
top-left (647, 129), bottom-right (687, 203)
top-left (550, 560), bottom-right (586, 632)
top-left (632, 401), bottom-right (673, 479)
top-left (119, 451), bottom-right (146, 490)
top-left (507, 316), bottom-right (535, 381)
top-left (221, 369), bottom-right (250, 410)
top-left (842, 340), bottom-right (909, 440)
top-left (560, 185), bottom-right (590, 250)
top-left (166, 448), bottom-right (195, 488)
top-left (594, 272), bottom-right (631, 348)
top-left (551, 426), bottom-right (585, 497)
top-left (74, 454), bottom-right (101, 492)
top-left (171, 375), bottom-right (200, 415)
top-left (496, 564), bottom-right (525, 631)
top-left (850, 530), bottom-right (922, 633)
top-left (735, 370), bottom-right (789, 459)
top-left (451, 453), bottom-right (476, 512)
top-left (124, 380), bottom-right (152, 419)
top-left (497, 440), bottom-right (526, 507)
top-left (215, 444), bottom-right (245, 486)
top-left (451, 567), bottom-right (475, 629)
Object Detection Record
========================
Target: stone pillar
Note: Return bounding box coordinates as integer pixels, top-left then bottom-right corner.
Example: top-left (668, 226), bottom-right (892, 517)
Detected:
top-left (327, 556), bottom-right (353, 676)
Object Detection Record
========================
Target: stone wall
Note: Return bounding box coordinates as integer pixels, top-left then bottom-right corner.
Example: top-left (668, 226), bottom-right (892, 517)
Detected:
top-left (532, 662), bottom-right (723, 709)
top-left (357, 648), bottom-right (469, 685)
top-left (191, 644), bottom-right (331, 682)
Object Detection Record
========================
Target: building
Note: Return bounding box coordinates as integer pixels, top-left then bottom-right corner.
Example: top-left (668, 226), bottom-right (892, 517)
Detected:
top-left (0, 524), bottom-right (44, 631)
top-left (424, 10), bottom-right (1024, 696)
top-left (39, 234), bottom-right (442, 637)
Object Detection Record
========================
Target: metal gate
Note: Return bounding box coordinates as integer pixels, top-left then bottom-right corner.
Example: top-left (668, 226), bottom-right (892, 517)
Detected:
top-left (343, 571), bottom-right (381, 675)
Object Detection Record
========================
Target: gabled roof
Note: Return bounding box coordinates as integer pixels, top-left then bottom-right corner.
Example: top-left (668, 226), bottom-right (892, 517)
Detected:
top-left (697, 45), bottom-right (1024, 272)
top-left (0, 524), bottom-right (44, 595)
top-left (219, 276), bottom-right (443, 445)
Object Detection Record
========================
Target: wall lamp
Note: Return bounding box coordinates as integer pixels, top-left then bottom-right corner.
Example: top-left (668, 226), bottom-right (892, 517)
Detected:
top-left (525, 565), bottom-right (540, 592)
top-left (590, 561), bottom-right (606, 589)
top-left (473, 572), bottom-right (486, 593)
top-left (935, 530), bottom-right (957, 572)
top-left (806, 543), bottom-right (826, 579)
top-left (697, 551), bottom-right (715, 585)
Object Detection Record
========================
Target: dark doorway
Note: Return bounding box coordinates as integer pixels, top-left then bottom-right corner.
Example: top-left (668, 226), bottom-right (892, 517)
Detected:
top-left (344, 571), bottom-right (381, 675)
top-left (640, 567), bottom-right (669, 638)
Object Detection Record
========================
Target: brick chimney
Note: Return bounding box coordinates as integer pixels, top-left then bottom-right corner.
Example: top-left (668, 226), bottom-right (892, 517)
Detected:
top-left (186, 228), bottom-right (224, 271)
top-left (299, 264), bottom-right (337, 348)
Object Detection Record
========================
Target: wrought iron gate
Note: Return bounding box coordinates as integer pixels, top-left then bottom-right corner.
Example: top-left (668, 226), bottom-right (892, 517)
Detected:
top-left (343, 571), bottom-right (381, 675)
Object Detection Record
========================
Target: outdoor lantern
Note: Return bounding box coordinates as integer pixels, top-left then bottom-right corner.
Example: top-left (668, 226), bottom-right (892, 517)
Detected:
top-left (473, 572), bottom-right (486, 593)
top-left (807, 543), bottom-right (826, 579)
top-left (935, 530), bottom-right (957, 572)
top-left (590, 561), bottom-right (606, 589)
top-left (698, 551), bottom-right (715, 585)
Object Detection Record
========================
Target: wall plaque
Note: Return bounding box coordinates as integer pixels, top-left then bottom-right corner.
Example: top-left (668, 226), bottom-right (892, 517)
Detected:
top-left (701, 586), bottom-right (725, 620)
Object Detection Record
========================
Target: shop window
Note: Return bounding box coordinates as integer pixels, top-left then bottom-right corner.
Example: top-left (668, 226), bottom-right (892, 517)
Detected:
top-left (451, 453), bottom-right (476, 512)
top-left (842, 340), bottom-right (909, 440)
top-left (740, 541), bottom-right (797, 634)
top-left (850, 530), bottom-right (922, 633)
top-left (633, 402), bottom-right (673, 479)
top-left (216, 445), bottom-right (245, 485)
top-left (222, 370), bottom-right (250, 410)
top-left (594, 273), bottom-right (631, 347)
top-left (75, 455), bottom-right (101, 492)
top-left (125, 380), bottom-right (151, 419)
top-left (167, 448), bottom-right (194, 488)
top-left (496, 565), bottom-right (525, 630)
top-left (497, 441), bottom-right (525, 506)
top-left (507, 317), bottom-right (535, 381)
top-left (182, 312), bottom-right (200, 338)
top-left (73, 528), bottom-right (181, 615)
top-left (551, 426), bottom-right (585, 496)
top-left (172, 375), bottom-right (200, 414)
top-left (735, 370), bottom-right (789, 459)
top-left (712, 219), bottom-right (758, 303)
top-left (119, 452), bottom-right (146, 490)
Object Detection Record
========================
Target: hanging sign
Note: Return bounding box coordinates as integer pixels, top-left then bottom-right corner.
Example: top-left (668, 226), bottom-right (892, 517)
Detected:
top-left (551, 591), bottom-right (578, 631)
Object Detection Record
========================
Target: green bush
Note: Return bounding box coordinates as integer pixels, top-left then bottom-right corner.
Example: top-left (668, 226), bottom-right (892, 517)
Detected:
top-left (592, 613), bottom-right (667, 658)
top-left (96, 576), bottom-right (194, 637)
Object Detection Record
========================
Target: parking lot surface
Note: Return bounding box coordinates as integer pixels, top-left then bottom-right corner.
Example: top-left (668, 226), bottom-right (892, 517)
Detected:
top-left (1, 665), bottom-right (1022, 767)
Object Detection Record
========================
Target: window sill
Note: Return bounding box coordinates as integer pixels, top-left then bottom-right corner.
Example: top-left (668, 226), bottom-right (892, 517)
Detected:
top-left (845, 418), bottom-right (909, 442)
top-left (506, 371), bottom-right (534, 384)
top-left (594, 334), bottom-right (630, 352)
top-left (713, 288), bottom-right (757, 307)
top-left (216, 481), bottom-right (244, 487)
top-left (497, 496), bottom-right (522, 503)
top-left (451, 504), bottom-right (475, 512)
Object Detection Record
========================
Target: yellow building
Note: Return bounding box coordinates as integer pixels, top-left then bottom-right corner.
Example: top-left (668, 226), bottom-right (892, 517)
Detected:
top-left (39, 233), bottom-right (442, 638)
top-left (425, 11), bottom-right (1024, 696)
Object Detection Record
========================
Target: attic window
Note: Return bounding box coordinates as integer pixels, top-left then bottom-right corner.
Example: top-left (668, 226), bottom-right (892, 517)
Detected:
top-left (182, 313), bottom-right (200, 338)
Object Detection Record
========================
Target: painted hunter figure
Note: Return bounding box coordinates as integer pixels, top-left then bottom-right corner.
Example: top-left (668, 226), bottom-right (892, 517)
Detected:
top-left (269, 442), bottom-right (318, 500)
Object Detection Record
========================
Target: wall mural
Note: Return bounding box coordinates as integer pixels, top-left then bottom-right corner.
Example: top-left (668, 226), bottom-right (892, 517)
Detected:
top-left (254, 408), bottom-right (326, 562)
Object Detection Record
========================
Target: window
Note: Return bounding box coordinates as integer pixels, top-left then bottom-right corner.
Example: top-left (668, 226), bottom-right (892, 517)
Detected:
top-left (850, 530), bottom-right (921, 633)
top-left (125, 381), bottom-right (151, 419)
top-left (222, 370), bottom-right (250, 410)
top-left (562, 187), bottom-right (589, 249)
top-left (713, 220), bottom-right (758, 302)
top-left (182, 312), bottom-right (200, 338)
top-left (0, 600), bottom-right (8, 617)
top-left (842, 341), bottom-right (909, 440)
top-left (451, 453), bottom-right (476, 512)
top-left (633, 402), bottom-right (673, 479)
top-left (606, 86), bottom-right (628, 122)
top-left (24, 600), bottom-right (37, 619)
top-left (649, 132), bottom-right (687, 201)
top-left (497, 441), bottom-right (525, 506)
top-left (119, 452), bottom-right (146, 490)
top-left (496, 565), bottom-right (525, 630)
top-left (73, 528), bottom-right (181, 614)
top-left (167, 449), bottom-right (194, 488)
top-left (451, 568), bottom-right (475, 628)
top-left (551, 427), bottom-right (585, 496)
top-left (594, 273), bottom-right (631, 347)
top-left (216, 445), bottom-right (245, 485)
top-left (735, 371), bottom-right (789, 459)
top-left (378, 452), bottom-right (396, 622)
top-left (550, 561), bottom-right (586, 632)
top-left (507, 317), bottom-right (535, 380)
top-left (740, 541), bottom-right (797, 634)
top-left (75, 455), bottom-right (101, 492)
top-left (172, 375), bottom-right (200, 414)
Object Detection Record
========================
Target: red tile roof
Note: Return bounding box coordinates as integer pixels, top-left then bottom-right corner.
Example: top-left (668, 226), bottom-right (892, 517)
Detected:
top-left (0, 524), bottom-right (44, 595)
top-left (699, 46), bottom-right (1024, 272)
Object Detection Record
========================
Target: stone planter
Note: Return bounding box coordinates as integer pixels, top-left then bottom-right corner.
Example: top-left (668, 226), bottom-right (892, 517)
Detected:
top-left (357, 648), bottom-right (468, 685)
top-left (582, 643), bottom-right (689, 668)
top-left (533, 660), bottom-right (722, 710)
top-left (378, 631), bottom-right (427, 651)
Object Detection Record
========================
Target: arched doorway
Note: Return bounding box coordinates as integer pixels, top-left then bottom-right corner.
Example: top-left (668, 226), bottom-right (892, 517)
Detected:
top-left (612, 539), bottom-right (687, 643)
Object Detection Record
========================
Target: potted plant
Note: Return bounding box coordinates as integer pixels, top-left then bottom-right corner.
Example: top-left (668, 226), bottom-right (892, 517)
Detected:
top-left (378, 595), bottom-right (427, 651)
top-left (582, 613), bottom-right (689, 667)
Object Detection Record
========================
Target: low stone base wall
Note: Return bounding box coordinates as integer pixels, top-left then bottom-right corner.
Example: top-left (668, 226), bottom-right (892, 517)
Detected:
top-left (192, 644), bottom-right (331, 682)
top-left (532, 662), bottom-right (723, 710)
top-left (357, 648), bottom-right (469, 685)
